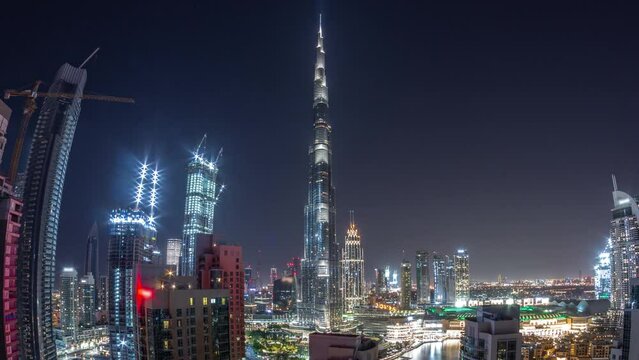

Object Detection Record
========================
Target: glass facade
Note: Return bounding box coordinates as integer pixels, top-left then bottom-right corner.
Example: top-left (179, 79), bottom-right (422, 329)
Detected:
top-left (610, 187), bottom-right (639, 310)
top-left (180, 147), bottom-right (218, 276)
top-left (594, 240), bottom-right (611, 300)
top-left (17, 63), bottom-right (87, 359)
top-left (299, 17), bottom-right (341, 330)
top-left (454, 249), bottom-right (470, 303)
top-left (400, 260), bottom-right (412, 310)
top-left (107, 208), bottom-right (156, 359)
top-left (60, 267), bottom-right (78, 339)
top-left (416, 250), bottom-right (430, 304)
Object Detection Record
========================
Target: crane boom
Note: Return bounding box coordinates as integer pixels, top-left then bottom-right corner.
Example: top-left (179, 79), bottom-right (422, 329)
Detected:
top-left (3, 82), bottom-right (134, 184)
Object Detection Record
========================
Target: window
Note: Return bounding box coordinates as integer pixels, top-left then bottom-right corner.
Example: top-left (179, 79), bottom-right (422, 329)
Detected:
top-left (163, 320), bottom-right (170, 329)
top-left (189, 297), bottom-right (194, 306)
top-left (203, 297), bottom-right (208, 305)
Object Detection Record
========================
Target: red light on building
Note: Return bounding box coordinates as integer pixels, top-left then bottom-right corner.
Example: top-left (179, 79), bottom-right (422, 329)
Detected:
top-left (138, 288), bottom-right (153, 300)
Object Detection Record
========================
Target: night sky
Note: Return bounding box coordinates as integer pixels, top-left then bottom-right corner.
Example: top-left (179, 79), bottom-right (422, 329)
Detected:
top-left (2, 1), bottom-right (639, 282)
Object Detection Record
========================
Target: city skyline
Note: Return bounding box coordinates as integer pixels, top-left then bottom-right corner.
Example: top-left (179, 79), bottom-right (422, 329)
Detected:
top-left (2, 1), bottom-right (639, 283)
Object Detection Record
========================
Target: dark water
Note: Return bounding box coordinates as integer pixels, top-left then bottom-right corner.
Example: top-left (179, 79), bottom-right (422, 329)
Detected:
top-left (403, 340), bottom-right (460, 359)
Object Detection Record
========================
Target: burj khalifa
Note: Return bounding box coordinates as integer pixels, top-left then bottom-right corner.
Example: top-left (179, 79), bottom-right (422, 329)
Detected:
top-left (299, 15), bottom-right (341, 330)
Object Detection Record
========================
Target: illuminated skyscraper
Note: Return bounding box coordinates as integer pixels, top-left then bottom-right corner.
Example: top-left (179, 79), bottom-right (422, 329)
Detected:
top-left (165, 238), bottom-right (181, 271)
top-left (341, 213), bottom-right (365, 312)
top-left (416, 250), bottom-right (430, 304)
top-left (432, 253), bottom-right (446, 304)
top-left (180, 136), bottom-right (222, 276)
top-left (299, 15), bottom-right (341, 330)
top-left (400, 260), bottom-right (412, 310)
top-left (454, 249), bottom-right (470, 304)
top-left (18, 63), bottom-right (86, 359)
top-left (78, 273), bottom-right (95, 328)
top-left (59, 267), bottom-right (78, 339)
top-left (610, 175), bottom-right (639, 311)
top-left (445, 255), bottom-right (456, 304)
top-left (107, 208), bottom-right (157, 359)
top-left (594, 240), bottom-right (611, 300)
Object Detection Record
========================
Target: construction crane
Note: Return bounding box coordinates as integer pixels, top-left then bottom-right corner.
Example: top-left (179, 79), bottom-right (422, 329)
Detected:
top-left (3, 81), bottom-right (135, 184)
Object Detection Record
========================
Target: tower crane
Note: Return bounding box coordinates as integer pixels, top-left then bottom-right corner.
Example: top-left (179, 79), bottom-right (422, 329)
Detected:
top-left (3, 81), bottom-right (135, 184)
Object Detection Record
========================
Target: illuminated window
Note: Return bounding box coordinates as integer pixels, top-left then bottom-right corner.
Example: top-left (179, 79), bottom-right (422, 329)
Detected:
top-left (163, 320), bottom-right (170, 329)
top-left (202, 297), bottom-right (208, 305)
top-left (189, 297), bottom-right (194, 306)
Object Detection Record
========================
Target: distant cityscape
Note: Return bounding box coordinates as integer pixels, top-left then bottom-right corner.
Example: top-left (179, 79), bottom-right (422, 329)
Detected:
top-left (0, 12), bottom-right (638, 360)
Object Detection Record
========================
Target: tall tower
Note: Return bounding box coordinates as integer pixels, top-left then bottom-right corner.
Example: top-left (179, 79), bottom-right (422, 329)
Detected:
top-left (400, 260), bottom-right (412, 310)
top-left (78, 273), bottom-right (95, 328)
top-left (416, 250), bottom-right (430, 304)
top-left (84, 222), bottom-right (99, 278)
top-left (179, 136), bottom-right (221, 276)
top-left (454, 249), bottom-right (470, 304)
top-left (610, 176), bottom-right (639, 312)
top-left (594, 240), bottom-right (612, 300)
top-left (107, 208), bottom-right (156, 359)
top-left (299, 14), bottom-right (341, 330)
top-left (18, 63), bottom-right (87, 359)
top-left (165, 238), bottom-right (181, 271)
top-left (59, 267), bottom-right (78, 339)
top-left (432, 252), bottom-right (446, 304)
top-left (341, 212), bottom-right (365, 313)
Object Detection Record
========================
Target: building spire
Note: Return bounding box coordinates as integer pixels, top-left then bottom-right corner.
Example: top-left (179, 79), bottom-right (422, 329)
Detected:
top-left (319, 13), bottom-right (322, 37)
top-left (314, 14), bottom-right (328, 106)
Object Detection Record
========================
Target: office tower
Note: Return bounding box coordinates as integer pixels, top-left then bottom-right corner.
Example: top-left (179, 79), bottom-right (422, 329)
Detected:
top-left (375, 268), bottom-right (385, 294)
top-left (400, 260), bottom-right (412, 310)
top-left (455, 249), bottom-right (470, 304)
top-left (286, 257), bottom-right (302, 278)
top-left (341, 213), bottom-right (365, 312)
top-left (84, 222), bottom-right (99, 278)
top-left (78, 273), bottom-right (95, 328)
top-left (0, 100), bottom-right (10, 166)
top-left (0, 176), bottom-right (22, 360)
top-left (60, 267), bottom-right (78, 339)
top-left (460, 305), bottom-right (522, 360)
top-left (445, 255), bottom-right (456, 304)
top-left (432, 253), bottom-right (447, 304)
top-left (166, 238), bottom-right (181, 271)
top-left (273, 276), bottom-right (297, 313)
top-left (391, 270), bottom-right (398, 288)
top-left (416, 250), bottom-right (430, 304)
top-left (594, 240), bottom-right (612, 300)
top-left (621, 278), bottom-right (639, 360)
top-left (138, 276), bottom-right (231, 360)
top-left (300, 15), bottom-right (342, 331)
top-left (270, 267), bottom-right (278, 285)
top-left (610, 176), bottom-right (639, 311)
top-left (97, 275), bottom-right (108, 324)
top-left (18, 63), bottom-right (87, 359)
top-left (180, 136), bottom-right (221, 276)
top-left (384, 266), bottom-right (390, 291)
top-left (309, 333), bottom-right (379, 360)
top-left (107, 208), bottom-right (156, 359)
top-left (197, 235), bottom-right (245, 360)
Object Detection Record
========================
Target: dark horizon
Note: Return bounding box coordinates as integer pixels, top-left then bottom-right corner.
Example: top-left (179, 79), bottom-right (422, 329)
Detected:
top-left (2, 1), bottom-right (638, 282)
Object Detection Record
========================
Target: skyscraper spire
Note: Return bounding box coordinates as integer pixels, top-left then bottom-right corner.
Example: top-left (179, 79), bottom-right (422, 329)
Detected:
top-left (300, 14), bottom-right (341, 330)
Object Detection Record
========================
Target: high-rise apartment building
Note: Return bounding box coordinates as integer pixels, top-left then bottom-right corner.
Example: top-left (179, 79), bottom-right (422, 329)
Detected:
top-left (0, 100), bottom-right (11, 167)
top-left (166, 238), bottom-right (181, 271)
top-left (197, 235), bottom-right (244, 360)
top-left (78, 273), bottom-right (96, 328)
top-left (445, 255), bottom-right (456, 304)
top-left (270, 267), bottom-right (278, 285)
top-left (300, 15), bottom-right (341, 331)
top-left (107, 208), bottom-right (156, 359)
top-left (460, 305), bottom-right (522, 360)
top-left (341, 214), bottom-right (365, 312)
top-left (138, 276), bottom-right (231, 360)
top-left (400, 260), bottom-right (412, 310)
top-left (375, 268), bottom-right (385, 294)
top-left (18, 63), bottom-right (87, 359)
top-left (180, 137), bottom-right (220, 276)
top-left (432, 253), bottom-right (447, 304)
top-left (416, 250), bottom-right (430, 304)
top-left (60, 267), bottom-right (78, 339)
top-left (0, 176), bottom-right (21, 360)
top-left (621, 278), bottom-right (639, 360)
top-left (455, 249), bottom-right (470, 304)
top-left (610, 177), bottom-right (639, 311)
top-left (97, 275), bottom-right (108, 311)
top-left (594, 240), bottom-right (611, 300)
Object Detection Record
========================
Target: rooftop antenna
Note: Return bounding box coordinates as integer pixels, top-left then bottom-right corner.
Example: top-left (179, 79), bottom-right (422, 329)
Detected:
top-left (79, 47), bottom-right (100, 69)
top-left (612, 174), bottom-right (618, 191)
top-left (349, 210), bottom-right (355, 226)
